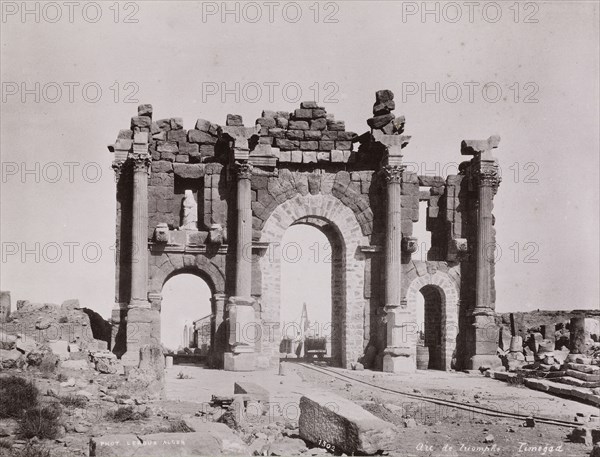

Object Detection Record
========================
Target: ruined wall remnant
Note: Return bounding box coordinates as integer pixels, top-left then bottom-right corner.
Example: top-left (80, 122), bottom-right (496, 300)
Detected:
top-left (108, 91), bottom-right (503, 372)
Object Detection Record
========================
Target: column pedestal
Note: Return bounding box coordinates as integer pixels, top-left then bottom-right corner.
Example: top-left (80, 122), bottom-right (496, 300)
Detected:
top-left (224, 296), bottom-right (257, 371)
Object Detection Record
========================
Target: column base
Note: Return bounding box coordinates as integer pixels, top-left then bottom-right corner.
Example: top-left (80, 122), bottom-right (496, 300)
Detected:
top-left (224, 352), bottom-right (256, 371)
top-left (122, 307), bottom-right (160, 367)
top-left (382, 354), bottom-right (415, 373)
top-left (468, 354), bottom-right (502, 370)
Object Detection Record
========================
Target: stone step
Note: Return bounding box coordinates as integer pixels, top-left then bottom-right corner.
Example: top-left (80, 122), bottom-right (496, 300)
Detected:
top-left (552, 376), bottom-right (600, 389)
top-left (567, 363), bottom-right (600, 374)
top-left (566, 369), bottom-right (600, 383)
top-left (523, 378), bottom-right (600, 407)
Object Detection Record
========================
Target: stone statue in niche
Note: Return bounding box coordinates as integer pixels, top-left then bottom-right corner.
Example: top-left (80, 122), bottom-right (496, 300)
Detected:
top-left (180, 190), bottom-right (198, 230)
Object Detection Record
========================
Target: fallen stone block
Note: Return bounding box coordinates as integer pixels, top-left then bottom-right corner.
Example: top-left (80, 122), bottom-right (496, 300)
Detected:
top-left (299, 391), bottom-right (397, 455)
top-left (234, 382), bottom-right (270, 404)
top-left (61, 359), bottom-right (89, 370)
top-left (48, 340), bottom-right (69, 360)
top-left (524, 378), bottom-right (551, 392)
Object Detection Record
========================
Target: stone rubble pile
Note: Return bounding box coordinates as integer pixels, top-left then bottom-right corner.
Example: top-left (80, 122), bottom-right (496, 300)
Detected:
top-left (0, 298), bottom-right (116, 376)
top-left (489, 315), bottom-right (600, 407)
top-left (367, 89), bottom-right (405, 135)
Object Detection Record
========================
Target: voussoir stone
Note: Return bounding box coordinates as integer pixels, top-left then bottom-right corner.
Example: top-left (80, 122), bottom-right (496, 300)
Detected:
top-left (299, 391), bottom-right (397, 455)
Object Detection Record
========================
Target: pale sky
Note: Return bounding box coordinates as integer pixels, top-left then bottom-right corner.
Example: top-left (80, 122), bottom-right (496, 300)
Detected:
top-left (1, 1), bottom-right (599, 333)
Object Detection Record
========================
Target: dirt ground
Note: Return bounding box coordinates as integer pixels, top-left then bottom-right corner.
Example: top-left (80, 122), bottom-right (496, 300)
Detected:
top-left (1, 362), bottom-right (595, 456)
top-left (164, 362), bottom-right (595, 456)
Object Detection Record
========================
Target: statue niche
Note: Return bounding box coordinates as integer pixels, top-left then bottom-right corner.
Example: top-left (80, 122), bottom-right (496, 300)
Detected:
top-left (180, 189), bottom-right (198, 230)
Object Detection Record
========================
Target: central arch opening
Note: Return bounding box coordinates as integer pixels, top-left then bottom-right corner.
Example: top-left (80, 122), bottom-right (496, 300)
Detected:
top-left (279, 220), bottom-right (342, 366)
top-left (161, 273), bottom-right (212, 362)
top-left (416, 285), bottom-right (444, 370)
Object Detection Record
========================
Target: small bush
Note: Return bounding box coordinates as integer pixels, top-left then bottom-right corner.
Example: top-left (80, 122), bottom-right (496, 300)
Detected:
top-left (0, 438), bottom-right (12, 449)
top-left (105, 406), bottom-right (150, 422)
top-left (37, 353), bottom-right (59, 378)
top-left (0, 376), bottom-right (39, 418)
top-left (56, 373), bottom-right (68, 382)
top-left (176, 371), bottom-right (191, 380)
top-left (59, 395), bottom-right (88, 408)
top-left (17, 404), bottom-right (62, 440)
top-left (14, 443), bottom-right (52, 457)
top-left (160, 419), bottom-right (194, 433)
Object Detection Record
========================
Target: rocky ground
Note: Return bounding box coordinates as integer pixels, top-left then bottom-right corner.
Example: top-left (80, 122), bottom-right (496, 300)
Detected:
top-left (1, 359), bottom-right (599, 456)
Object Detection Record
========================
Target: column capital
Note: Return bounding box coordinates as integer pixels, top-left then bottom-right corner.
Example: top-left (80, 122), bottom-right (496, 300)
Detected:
top-left (472, 161), bottom-right (501, 190)
top-left (112, 160), bottom-right (125, 182)
top-left (379, 164), bottom-right (405, 184)
top-left (233, 161), bottom-right (253, 180)
top-left (131, 153), bottom-right (152, 174)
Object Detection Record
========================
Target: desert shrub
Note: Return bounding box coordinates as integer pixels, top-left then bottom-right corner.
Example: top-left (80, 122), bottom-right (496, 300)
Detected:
top-left (59, 395), bottom-right (88, 408)
top-left (0, 376), bottom-right (39, 418)
top-left (17, 404), bottom-right (62, 440)
top-left (160, 419), bottom-right (194, 433)
top-left (13, 444), bottom-right (51, 457)
top-left (105, 406), bottom-right (150, 422)
top-left (0, 438), bottom-right (12, 449)
top-left (38, 354), bottom-right (59, 378)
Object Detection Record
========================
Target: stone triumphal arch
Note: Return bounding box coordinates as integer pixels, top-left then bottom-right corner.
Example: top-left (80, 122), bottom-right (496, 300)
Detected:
top-left (108, 91), bottom-right (502, 372)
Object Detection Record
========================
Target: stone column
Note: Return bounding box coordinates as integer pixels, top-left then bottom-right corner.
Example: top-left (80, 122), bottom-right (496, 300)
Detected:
top-left (0, 291), bottom-right (11, 322)
top-left (123, 146), bottom-right (159, 366)
top-left (224, 161), bottom-right (256, 371)
top-left (462, 136), bottom-right (502, 369)
top-left (129, 153), bottom-right (151, 309)
top-left (235, 162), bottom-right (253, 297)
top-left (569, 316), bottom-right (587, 354)
top-left (381, 164), bottom-right (415, 373)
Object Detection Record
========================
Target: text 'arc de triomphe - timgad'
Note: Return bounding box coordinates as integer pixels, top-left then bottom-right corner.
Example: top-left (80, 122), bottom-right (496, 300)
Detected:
top-left (108, 90), bottom-right (502, 373)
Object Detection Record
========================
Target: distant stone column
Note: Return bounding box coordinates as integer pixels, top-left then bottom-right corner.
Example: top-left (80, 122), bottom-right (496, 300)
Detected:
top-left (380, 164), bottom-right (414, 373)
top-left (211, 293), bottom-right (227, 365)
top-left (570, 316), bottom-right (587, 354)
top-left (0, 291), bottom-right (10, 322)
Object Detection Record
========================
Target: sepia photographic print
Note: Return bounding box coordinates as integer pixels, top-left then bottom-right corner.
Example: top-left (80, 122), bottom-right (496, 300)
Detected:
top-left (1, 1), bottom-right (599, 456)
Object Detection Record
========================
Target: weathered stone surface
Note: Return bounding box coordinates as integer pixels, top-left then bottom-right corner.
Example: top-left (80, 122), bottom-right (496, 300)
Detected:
top-left (131, 116), bottom-right (152, 128)
top-left (289, 120), bottom-right (309, 130)
top-left (0, 348), bottom-right (24, 368)
top-left (310, 118), bottom-right (327, 130)
top-left (299, 392), bottom-right (397, 455)
top-left (188, 129), bottom-right (217, 144)
top-left (226, 114), bottom-right (243, 126)
top-left (234, 381), bottom-right (270, 403)
top-left (90, 427), bottom-right (249, 456)
top-left (367, 113), bottom-right (395, 129)
top-left (173, 163), bottom-right (205, 179)
top-left (327, 120), bottom-right (345, 131)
